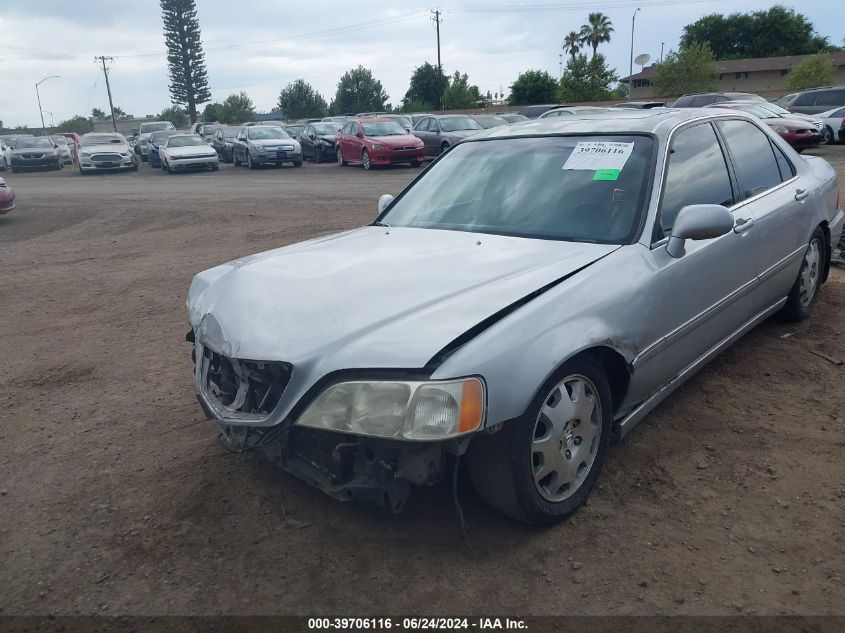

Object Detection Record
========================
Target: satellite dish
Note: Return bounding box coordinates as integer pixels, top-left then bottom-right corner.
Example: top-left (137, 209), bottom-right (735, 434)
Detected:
top-left (634, 53), bottom-right (651, 66)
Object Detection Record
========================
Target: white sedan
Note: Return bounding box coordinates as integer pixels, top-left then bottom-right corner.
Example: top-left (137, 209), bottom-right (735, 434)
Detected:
top-left (817, 106), bottom-right (845, 144)
top-left (159, 134), bottom-right (219, 173)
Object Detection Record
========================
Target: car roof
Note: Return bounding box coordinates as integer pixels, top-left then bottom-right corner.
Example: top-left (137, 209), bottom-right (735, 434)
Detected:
top-left (466, 108), bottom-right (753, 141)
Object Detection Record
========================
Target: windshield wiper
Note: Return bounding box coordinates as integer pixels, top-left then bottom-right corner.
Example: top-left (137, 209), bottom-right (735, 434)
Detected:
top-left (372, 221), bottom-right (391, 227)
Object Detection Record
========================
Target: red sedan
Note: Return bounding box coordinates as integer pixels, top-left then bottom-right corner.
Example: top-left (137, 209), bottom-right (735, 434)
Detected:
top-left (704, 102), bottom-right (823, 151)
top-left (336, 118), bottom-right (425, 169)
top-left (0, 178), bottom-right (15, 214)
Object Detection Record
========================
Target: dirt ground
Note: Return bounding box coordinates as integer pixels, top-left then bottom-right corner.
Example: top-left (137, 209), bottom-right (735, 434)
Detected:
top-left (1, 147), bottom-right (843, 617)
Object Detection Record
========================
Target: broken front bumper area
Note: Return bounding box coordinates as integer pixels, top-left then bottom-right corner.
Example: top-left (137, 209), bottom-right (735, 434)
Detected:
top-left (215, 422), bottom-right (466, 513)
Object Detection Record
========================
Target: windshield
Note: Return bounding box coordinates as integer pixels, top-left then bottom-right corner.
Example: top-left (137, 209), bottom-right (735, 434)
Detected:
top-left (440, 116), bottom-right (483, 132)
top-left (283, 125), bottom-right (304, 136)
top-left (220, 127), bottom-right (240, 138)
top-left (379, 135), bottom-right (654, 243)
top-left (140, 122), bottom-right (175, 134)
top-left (51, 137), bottom-right (69, 146)
top-left (202, 124), bottom-right (222, 135)
top-left (167, 135), bottom-right (205, 147)
top-left (17, 138), bottom-right (54, 148)
top-left (362, 121), bottom-right (405, 136)
top-left (728, 104), bottom-right (776, 118)
top-left (81, 135), bottom-right (125, 146)
top-left (313, 123), bottom-right (340, 135)
top-left (249, 127), bottom-right (290, 140)
top-left (757, 103), bottom-right (791, 116)
top-left (475, 116), bottom-right (507, 128)
top-left (151, 131), bottom-right (175, 144)
top-left (385, 115), bottom-right (412, 127)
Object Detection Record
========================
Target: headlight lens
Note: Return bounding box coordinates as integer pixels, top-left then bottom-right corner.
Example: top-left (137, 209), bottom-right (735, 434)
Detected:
top-left (372, 144), bottom-right (388, 151)
top-left (773, 126), bottom-right (788, 135)
top-left (295, 377), bottom-right (485, 440)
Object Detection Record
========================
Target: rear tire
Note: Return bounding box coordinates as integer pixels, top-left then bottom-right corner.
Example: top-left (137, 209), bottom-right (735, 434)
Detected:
top-left (781, 226), bottom-right (825, 321)
top-left (467, 356), bottom-right (612, 526)
top-left (410, 160), bottom-right (421, 168)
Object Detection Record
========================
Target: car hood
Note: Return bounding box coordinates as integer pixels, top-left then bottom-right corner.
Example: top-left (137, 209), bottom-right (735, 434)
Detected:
top-left (164, 145), bottom-right (216, 156)
top-left (187, 226), bottom-right (619, 369)
top-left (764, 117), bottom-right (820, 130)
top-left (316, 134), bottom-right (337, 142)
top-left (80, 143), bottom-right (129, 153)
top-left (445, 129), bottom-right (482, 139)
top-left (13, 146), bottom-right (56, 154)
top-left (367, 134), bottom-right (420, 147)
top-left (250, 138), bottom-right (296, 146)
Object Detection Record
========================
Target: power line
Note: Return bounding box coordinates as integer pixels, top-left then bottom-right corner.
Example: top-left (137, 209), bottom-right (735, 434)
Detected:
top-left (450, 0), bottom-right (722, 13)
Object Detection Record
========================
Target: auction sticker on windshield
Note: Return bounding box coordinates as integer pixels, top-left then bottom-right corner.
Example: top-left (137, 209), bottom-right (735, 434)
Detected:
top-left (562, 141), bottom-right (634, 172)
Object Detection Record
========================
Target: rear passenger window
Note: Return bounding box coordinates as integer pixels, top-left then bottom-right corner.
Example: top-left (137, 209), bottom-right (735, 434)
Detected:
top-left (691, 96), bottom-right (715, 106)
top-left (656, 122), bottom-right (734, 240)
top-left (717, 120), bottom-right (783, 198)
top-left (815, 89), bottom-right (845, 106)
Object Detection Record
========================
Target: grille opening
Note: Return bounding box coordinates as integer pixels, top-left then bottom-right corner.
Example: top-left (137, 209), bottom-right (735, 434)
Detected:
top-left (201, 347), bottom-right (292, 416)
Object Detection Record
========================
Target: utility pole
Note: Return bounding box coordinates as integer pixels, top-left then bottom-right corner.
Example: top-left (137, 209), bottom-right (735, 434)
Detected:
top-left (559, 52), bottom-right (563, 80)
top-left (628, 8), bottom-right (641, 101)
top-left (660, 42), bottom-right (665, 63)
top-left (432, 9), bottom-right (443, 110)
top-left (35, 75), bottom-right (59, 137)
top-left (94, 56), bottom-right (117, 132)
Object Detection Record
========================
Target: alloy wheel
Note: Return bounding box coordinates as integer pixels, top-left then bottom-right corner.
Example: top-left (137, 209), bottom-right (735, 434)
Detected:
top-left (798, 238), bottom-right (821, 308)
top-left (362, 149), bottom-right (371, 170)
top-left (531, 374), bottom-right (602, 502)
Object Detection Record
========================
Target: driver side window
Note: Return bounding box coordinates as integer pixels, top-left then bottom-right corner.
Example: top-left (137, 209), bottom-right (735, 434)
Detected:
top-left (655, 122), bottom-right (735, 242)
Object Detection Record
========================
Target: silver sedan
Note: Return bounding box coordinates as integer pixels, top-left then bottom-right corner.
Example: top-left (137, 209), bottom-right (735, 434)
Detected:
top-left (186, 109), bottom-right (843, 525)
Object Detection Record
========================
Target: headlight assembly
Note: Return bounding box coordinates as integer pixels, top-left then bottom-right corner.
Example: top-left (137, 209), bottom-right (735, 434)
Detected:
top-left (295, 377), bottom-right (485, 441)
top-left (372, 144), bottom-right (388, 151)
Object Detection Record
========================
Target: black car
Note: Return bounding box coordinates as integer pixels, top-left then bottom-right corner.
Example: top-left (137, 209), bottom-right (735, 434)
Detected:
top-left (516, 104), bottom-right (564, 118)
top-left (10, 137), bottom-right (63, 172)
top-left (671, 91), bottom-right (764, 107)
top-left (209, 126), bottom-right (242, 162)
top-left (299, 122), bottom-right (342, 163)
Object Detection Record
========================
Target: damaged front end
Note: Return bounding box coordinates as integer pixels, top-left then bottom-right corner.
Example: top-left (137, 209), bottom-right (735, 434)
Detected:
top-left (188, 330), bottom-right (481, 513)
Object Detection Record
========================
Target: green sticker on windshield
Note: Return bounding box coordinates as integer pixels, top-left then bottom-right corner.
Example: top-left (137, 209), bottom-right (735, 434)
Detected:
top-left (593, 168), bottom-right (621, 181)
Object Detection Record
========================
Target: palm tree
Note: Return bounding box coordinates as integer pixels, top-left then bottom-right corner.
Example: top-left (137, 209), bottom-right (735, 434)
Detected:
top-left (579, 12), bottom-right (614, 56)
top-left (563, 31), bottom-right (581, 58)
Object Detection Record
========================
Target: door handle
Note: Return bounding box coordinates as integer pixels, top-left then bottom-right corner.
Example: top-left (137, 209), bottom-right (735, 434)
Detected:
top-left (733, 216), bottom-right (754, 233)
top-left (795, 188), bottom-right (809, 201)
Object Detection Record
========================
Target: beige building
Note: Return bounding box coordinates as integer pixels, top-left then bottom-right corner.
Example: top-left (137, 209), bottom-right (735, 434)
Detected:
top-left (621, 52), bottom-right (845, 99)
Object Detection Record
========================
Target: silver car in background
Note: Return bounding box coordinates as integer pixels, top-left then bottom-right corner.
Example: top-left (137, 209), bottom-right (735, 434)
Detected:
top-left (136, 120), bottom-right (175, 161)
top-left (78, 133), bottom-right (139, 173)
top-left (186, 109), bottom-right (842, 525)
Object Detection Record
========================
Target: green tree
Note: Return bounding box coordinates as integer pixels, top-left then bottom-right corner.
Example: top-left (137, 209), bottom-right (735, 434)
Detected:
top-left (277, 79), bottom-right (328, 119)
top-left (509, 70), bottom-right (559, 105)
top-left (651, 43), bottom-right (718, 98)
top-left (218, 92), bottom-right (255, 124)
top-left (202, 102), bottom-right (224, 122)
top-left (57, 115), bottom-right (92, 135)
top-left (160, 0), bottom-right (211, 124)
top-left (402, 62), bottom-right (449, 110)
top-left (331, 66), bottom-right (389, 115)
top-left (112, 106), bottom-right (131, 120)
top-left (563, 31), bottom-right (581, 58)
top-left (442, 71), bottom-right (481, 109)
top-left (157, 106), bottom-right (189, 128)
top-left (579, 12), bottom-right (613, 56)
top-left (784, 54), bottom-right (837, 90)
top-left (681, 5), bottom-right (835, 59)
top-left (91, 108), bottom-right (107, 119)
top-left (558, 53), bottom-right (618, 102)
top-left (402, 99), bottom-right (432, 113)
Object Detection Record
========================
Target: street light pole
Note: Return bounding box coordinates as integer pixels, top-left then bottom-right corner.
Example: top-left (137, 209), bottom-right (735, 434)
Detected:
top-left (35, 75), bottom-right (60, 137)
top-left (660, 41), bottom-right (665, 63)
top-left (628, 8), bottom-right (640, 100)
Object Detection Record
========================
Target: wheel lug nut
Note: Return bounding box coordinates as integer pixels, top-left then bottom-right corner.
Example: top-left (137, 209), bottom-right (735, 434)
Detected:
top-left (574, 437), bottom-right (581, 446)
top-left (565, 449), bottom-right (572, 459)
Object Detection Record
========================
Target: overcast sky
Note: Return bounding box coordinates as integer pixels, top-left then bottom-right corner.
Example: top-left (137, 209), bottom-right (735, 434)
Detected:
top-left (0, 0), bottom-right (840, 127)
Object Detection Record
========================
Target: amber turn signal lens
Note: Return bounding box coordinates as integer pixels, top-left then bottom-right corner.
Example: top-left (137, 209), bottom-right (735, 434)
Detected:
top-left (459, 378), bottom-right (485, 433)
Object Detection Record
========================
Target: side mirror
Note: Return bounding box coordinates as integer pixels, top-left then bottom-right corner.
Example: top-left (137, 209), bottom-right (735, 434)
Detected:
top-left (666, 204), bottom-right (735, 258)
top-left (377, 194), bottom-right (395, 214)
top-left (356, 132), bottom-right (363, 139)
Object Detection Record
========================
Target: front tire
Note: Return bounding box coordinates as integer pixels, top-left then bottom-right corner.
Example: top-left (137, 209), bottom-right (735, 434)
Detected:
top-left (362, 149), bottom-right (372, 170)
top-left (247, 152), bottom-right (256, 170)
top-left (337, 147), bottom-right (347, 167)
top-left (440, 141), bottom-right (449, 155)
top-left (467, 356), bottom-right (612, 525)
top-left (823, 126), bottom-right (834, 145)
top-left (314, 150), bottom-right (322, 164)
top-left (781, 226), bottom-right (825, 321)
top-left (233, 151), bottom-right (241, 167)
